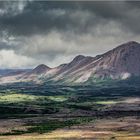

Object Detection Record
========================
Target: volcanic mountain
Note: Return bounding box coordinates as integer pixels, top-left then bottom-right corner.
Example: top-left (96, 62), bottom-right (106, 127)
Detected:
top-left (0, 41), bottom-right (140, 84)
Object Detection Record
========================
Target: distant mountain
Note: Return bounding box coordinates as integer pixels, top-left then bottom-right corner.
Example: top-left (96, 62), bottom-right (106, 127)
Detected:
top-left (0, 69), bottom-right (30, 77)
top-left (0, 69), bottom-right (30, 84)
top-left (0, 41), bottom-right (140, 85)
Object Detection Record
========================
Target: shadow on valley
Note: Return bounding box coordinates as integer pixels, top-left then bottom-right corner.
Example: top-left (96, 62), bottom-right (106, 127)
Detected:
top-left (0, 80), bottom-right (139, 136)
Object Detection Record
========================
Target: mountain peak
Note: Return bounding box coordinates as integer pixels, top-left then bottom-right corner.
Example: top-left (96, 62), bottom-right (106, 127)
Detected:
top-left (35, 64), bottom-right (50, 69)
top-left (119, 41), bottom-right (140, 49)
top-left (73, 55), bottom-right (86, 61)
top-left (32, 64), bottom-right (50, 74)
top-left (109, 41), bottom-right (140, 55)
top-left (125, 41), bottom-right (139, 45)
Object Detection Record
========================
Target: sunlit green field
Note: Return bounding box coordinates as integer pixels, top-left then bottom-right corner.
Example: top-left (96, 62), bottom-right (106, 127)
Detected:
top-left (0, 93), bottom-right (68, 103)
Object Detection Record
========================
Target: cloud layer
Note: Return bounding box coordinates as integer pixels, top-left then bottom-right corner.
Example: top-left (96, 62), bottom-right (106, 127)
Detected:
top-left (0, 1), bottom-right (140, 68)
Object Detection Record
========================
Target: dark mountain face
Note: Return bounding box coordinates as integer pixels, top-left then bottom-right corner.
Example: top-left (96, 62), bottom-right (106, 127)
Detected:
top-left (31, 64), bottom-right (51, 74)
top-left (93, 41), bottom-right (140, 78)
top-left (0, 41), bottom-right (140, 84)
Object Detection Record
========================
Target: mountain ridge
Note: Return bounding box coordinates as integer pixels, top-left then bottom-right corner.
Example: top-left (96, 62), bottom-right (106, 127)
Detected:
top-left (0, 41), bottom-right (140, 84)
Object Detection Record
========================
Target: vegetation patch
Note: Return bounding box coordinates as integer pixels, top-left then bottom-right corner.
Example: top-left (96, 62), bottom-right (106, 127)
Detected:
top-left (0, 117), bottom-right (94, 135)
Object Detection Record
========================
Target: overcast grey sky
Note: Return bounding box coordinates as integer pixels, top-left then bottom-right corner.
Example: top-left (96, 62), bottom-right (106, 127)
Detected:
top-left (0, 1), bottom-right (140, 68)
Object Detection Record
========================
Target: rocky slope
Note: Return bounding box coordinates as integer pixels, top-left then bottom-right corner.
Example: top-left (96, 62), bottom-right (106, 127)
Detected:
top-left (0, 41), bottom-right (140, 84)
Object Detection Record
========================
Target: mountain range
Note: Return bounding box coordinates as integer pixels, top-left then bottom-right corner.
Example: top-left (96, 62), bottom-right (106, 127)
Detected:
top-left (0, 41), bottom-right (140, 85)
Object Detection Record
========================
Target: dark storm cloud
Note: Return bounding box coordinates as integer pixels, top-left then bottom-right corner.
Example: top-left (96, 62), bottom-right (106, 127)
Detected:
top-left (0, 1), bottom-right (83, 36)
top-left (0, 1), bottom-right (140, 36)
top-left (0, 1), bottom-right (140, 68)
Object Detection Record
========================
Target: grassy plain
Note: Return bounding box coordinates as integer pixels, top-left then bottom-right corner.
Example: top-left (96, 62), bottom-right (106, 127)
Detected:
top-left (0, 83), bottom-right (139, 139)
